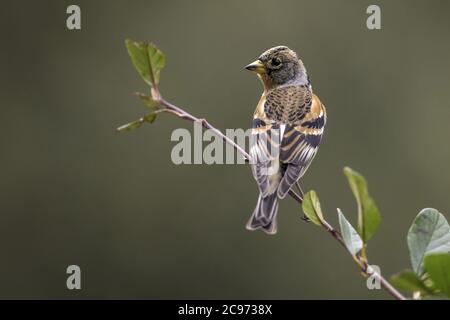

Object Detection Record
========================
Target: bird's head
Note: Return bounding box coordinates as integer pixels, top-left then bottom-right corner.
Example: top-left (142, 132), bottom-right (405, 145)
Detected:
top-left (245, 46), bottom-right (308, 89)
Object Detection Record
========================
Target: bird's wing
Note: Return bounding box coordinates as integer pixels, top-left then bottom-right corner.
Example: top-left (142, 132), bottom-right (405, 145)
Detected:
top-left (251, 85), bottom-right (312, 197)
top-left (250, 94), bottom-right (281, 197)
top-left (278, 94), bottom-right (326, 198)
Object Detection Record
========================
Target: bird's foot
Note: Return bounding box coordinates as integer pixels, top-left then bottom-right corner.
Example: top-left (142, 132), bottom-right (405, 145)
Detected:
top-left (301, 214), bottom-right (311, 222)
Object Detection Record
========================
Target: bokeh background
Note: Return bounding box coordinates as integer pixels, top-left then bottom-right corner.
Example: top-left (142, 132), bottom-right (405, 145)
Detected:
top-left (1, 0), bottom-right (449, 299)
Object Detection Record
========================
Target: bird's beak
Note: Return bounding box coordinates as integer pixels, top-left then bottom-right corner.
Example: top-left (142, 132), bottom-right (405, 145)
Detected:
top-left (245, 60), bottom-right (265, 74)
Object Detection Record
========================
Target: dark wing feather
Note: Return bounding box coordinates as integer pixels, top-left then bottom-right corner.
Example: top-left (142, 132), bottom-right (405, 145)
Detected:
top-left (250, 118), bottom-right (280, 197)
top-left (277, 95), bottom-right (326, 198)
top-left (277, 127), bottom-right (323, 198)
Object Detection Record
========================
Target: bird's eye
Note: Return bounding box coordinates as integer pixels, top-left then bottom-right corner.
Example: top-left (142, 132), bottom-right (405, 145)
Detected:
top-left (271, 58), bottom-right (282, 66)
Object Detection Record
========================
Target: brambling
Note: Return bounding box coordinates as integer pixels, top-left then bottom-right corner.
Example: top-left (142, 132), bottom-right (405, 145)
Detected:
top-left (245, 46), bottom-right (327, 235)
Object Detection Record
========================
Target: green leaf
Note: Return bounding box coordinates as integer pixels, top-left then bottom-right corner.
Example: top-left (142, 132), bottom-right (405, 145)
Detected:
top-left (424, 253), bottom-right (450, 297)
top-left (125, 40), bottom-right (166, 86)
top-left (116, 119), bottom-right (144, 133)
top-left (343, 167), bottom-right (381, 243)
top-left (146, 43), bottom-right (166, 85)
top-left (302, 190), bottom-right (325, 227)
top-left (390, 270), bottom-right (434, 295)
top-left (407, 208), bottom-right (450, 275)
top-left (125, 40), bottom-right (152, 86)
top-left (133, 92), bottom-right (161, 110)
top-left (116, 113), bottom-right (157, 133)
top-left (337, 208), bottom-right (363, 256)
top-left (142, 112), bottom-right (158, 123)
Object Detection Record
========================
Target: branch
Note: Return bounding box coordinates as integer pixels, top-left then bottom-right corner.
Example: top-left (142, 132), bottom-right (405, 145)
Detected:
top-left (161, 98), bottom-right (251, 161)
top-left (319, 220), bottom-right (406, 300)
top-left (123, 40), bottom-right (450, 301)
top-left (154, 94), bottom-right (406, 300)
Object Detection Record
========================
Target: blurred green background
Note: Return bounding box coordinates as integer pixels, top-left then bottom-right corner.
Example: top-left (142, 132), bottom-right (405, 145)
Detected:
top-left (1, 0), bottom-right (449, 299)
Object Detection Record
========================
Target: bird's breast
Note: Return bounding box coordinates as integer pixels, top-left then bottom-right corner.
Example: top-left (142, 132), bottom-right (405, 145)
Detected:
top-left (263, 85), bottom-right (312, 125)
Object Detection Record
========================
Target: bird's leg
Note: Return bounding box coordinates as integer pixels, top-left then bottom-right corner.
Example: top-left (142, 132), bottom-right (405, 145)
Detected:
top-left (295, 182), bottom-right (310, 222)
top-left (286, 186), bottom-right (309, 222)
top-left (288, 189), bottom-right (303, 203)
top-left (295, 182), bottom-right (304, 199)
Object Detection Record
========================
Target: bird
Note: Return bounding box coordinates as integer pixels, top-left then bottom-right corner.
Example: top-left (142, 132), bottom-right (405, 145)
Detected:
top-left (244, 46), bottom-right (327, 235)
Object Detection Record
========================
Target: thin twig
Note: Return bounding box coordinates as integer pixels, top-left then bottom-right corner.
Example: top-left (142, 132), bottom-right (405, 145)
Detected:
top-left (161, 98), bottom-right (251, 161)
top-left (152, 94), bottom-right (406, 300)
top-left (320, 220), bottom-right (406, 300)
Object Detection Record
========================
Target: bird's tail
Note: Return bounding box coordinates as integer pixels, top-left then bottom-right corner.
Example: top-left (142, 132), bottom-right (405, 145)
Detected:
top-left (246, 192), bottom-right (279, 235)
